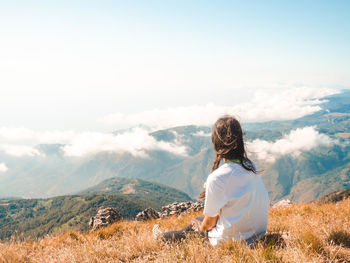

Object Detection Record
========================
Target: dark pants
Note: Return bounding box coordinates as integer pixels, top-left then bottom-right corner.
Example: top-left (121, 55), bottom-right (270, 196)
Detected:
top-left (161, 217), bottom-right (207, 242)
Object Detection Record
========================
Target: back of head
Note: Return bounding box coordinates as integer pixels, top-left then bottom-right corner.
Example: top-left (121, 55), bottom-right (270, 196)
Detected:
top-left (210, 115), bottom-right (255, 173)
top-left (211, 115), bottom-right (245, 160)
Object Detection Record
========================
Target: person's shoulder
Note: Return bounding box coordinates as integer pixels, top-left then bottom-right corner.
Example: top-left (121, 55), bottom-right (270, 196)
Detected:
top-left (233, 160), bottom-right (258, 175)
top-left (207, 163), bottom-right (235, 182)
top-left (209, 163), bottom-right (230, 176)
top-left (223, 162), bottom-right (260, 183)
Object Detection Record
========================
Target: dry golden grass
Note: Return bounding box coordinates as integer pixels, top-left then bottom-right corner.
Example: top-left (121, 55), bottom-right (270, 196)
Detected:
top-left (0, 199), bottom-right (349, 263)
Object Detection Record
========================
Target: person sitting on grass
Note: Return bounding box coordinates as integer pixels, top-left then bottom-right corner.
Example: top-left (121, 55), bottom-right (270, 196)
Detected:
top-left (153, 115), bottom-right (270, 246)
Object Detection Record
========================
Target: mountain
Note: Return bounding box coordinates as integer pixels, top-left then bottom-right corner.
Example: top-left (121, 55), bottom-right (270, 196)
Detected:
top-left (0, 91), bottom-right (349, 203)
top-left (78, 177), bottom-right (193, 204)
top-left (314, 188), bottom-right (350, 204)
top-left (260, 148), bottom-right (350, 202)
top-left (0, 178), bottom-right (192, 240)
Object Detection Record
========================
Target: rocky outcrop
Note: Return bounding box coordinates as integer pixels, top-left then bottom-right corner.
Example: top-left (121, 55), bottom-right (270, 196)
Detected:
top-left (135, 207), bottom-right (160, 221)
top-left (134, 201), bottom-right (204, 221)
top-left (272, 199), bottom-right (293, 208)
top-left (159, 201), bottom-right (204, 218)
top-left (89, 207), bottom-right (122, 231)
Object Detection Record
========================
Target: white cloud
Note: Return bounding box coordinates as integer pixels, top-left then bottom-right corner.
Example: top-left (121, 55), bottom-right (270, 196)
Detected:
top-left (62, 128), bottom-right (187, 157)
top-left (0, 87), bottom-right (340, 158)
top-left (247, 127), bottom-right (334, 163)
top-left (193, 131), bottom-right (211, 137)
top-left (0, 127), bottom-right (187, 158)
top-left (0, 128), bottom-right (75, 157)
top-left (99, 87), bottom-right (339, 129)
top-left (0, 163), bottom-right (8, 173)
top-left (1, 145), bottom-right (42, 157)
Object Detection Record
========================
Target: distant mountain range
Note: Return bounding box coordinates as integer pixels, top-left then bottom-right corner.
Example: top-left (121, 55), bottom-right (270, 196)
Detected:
top-left (0, 178), bottom-right (192, 240)
top-left (0, 91), bottom-right (349, 203)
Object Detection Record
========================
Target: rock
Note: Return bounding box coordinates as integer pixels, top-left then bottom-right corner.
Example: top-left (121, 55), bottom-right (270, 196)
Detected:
top-left (89, 206), bottom-right (122, 231)
top-left (159, 201), bottom-right (204, 218)
top-left (272, 199), bottom-right (293, 208)
top-left (135, 208), bottom-right (160, 221)
top-left (134, 201), bottom-right (204, 221)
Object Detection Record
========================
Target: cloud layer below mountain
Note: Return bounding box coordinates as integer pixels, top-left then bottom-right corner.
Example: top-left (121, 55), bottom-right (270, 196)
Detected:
top-left (0, 87), bottom-right (340, 159)
top-left (61, 128), bottom-right (187, 157)
top-left (247, 126), bottom-right (335, 163)
top-left (0, 128), bottom-right (187, 158)
top-left (100, 87), bottom-right (339, 129)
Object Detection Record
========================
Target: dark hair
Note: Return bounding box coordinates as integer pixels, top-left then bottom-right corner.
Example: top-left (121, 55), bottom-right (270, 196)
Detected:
top-left (198, 115), bottom-right (255, 200)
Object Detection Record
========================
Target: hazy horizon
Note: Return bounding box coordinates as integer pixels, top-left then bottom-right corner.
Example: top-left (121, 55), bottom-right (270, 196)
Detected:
top-left (1, 1), bottom-right (349, 132)
top-left (1, 1), bottom-right (349, 174)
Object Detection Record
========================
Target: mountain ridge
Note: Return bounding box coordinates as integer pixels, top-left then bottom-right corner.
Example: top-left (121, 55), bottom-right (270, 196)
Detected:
top-left (0, 90), bottom-right (349, 203)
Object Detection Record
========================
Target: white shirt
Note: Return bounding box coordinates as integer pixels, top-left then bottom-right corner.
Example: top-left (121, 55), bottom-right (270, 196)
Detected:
top-left (203, 162), bottom-right (269, 246)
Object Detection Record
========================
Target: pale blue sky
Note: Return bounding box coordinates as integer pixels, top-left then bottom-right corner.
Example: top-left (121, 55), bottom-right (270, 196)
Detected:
top-left (0, 1), bottom-right (349, 130)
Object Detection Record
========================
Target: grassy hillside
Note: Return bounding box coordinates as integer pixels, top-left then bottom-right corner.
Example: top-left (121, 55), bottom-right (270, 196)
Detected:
top-left (0, 190), bottom-right (189, 241)
top-left (0, 199), bottom-right (349, 262)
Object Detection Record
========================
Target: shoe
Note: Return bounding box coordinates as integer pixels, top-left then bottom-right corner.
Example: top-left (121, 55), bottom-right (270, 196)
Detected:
top-left (152, 224), bottom-right (162, 240)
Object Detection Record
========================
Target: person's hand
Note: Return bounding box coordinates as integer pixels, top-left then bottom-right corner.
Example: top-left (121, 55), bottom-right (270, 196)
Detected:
top-left (199, 215), bottom-right (218, 232)
top-left (191, 218), bottom-right (201, 231)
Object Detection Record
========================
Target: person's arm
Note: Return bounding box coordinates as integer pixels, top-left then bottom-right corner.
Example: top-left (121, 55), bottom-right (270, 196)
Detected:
top-left (199, 215), bottom-right (218, 232)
